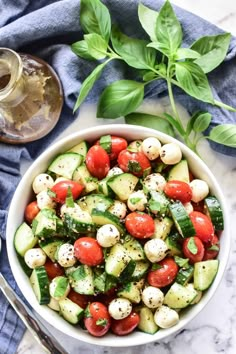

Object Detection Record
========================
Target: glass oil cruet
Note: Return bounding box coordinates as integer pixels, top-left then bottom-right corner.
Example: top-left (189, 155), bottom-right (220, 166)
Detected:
top-left (0, 48), bottom-right (63, 144)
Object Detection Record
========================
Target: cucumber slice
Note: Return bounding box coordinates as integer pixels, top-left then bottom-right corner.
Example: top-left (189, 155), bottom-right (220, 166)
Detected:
top-left (138, 307), bottom-right (159, 334)
top-left (98, 177), bottom-right (115, 198)
top-left (78, 194), bottom-right (113, 214)
top-left (204, 196), bottom-right (224, 230)
top-left (39, 238), bottom-right (64, 262)
top-left (119, 259), bottom-right (136, 282)
top-left (30, 266), bottom-right (50, 305)
top-left (164, 282), bottom-right (198, 309)
top-left (69, 265), bottom-right (94, 295)
top-left (168, 160), bottom-right (190, 183)
top-left (68, 140), bottom-right (89, 158)
top-left (72, 164), bottom-right (98, 194)
top-left (117, 281), bottom-right (141, 303)
top-left (169, 202), bottom-right (195, 238)
top-left (105, 243), bottom-right (131, 278)
top-left (131, 260), bottom-right (150, 281)
top-left (152, 217), bottom-right (173, 240)
top-left (176, 265), bottom-right (194, 286)
top-left (91, 209), bottom-right (125, 235)
top-left (123, 235), bottom-right (145, 261)
top-left (64, 211), bottom-right (96, 233)
top-left (165, 232), bottom-right (183, 256)
top-left (108, 173), bottom-right (139, 201)
top-left (194, 260), bottom-right (219, 291)
top-left (59, 298), bottom-right (84, 324)
top-left (33, 209), bottom-right (58, 238)
top-left (14, 222), bottom-right (38, 257)
top-left (48, 152), bottom-right (83, 179)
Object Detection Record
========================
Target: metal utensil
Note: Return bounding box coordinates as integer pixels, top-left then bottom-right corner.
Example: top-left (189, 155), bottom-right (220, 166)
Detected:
top-left (0, 237), bottom-right (68, 354)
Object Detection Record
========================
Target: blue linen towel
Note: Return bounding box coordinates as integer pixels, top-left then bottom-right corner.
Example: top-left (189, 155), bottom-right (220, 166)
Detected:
top-left (0, 1), bottom-right (236, 353)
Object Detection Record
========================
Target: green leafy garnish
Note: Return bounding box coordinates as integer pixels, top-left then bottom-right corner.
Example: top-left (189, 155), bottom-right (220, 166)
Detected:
top-left (174, 256), bottom-right (190, 268)
top-left (128, 160), bottom-right (142, 173)
top-left (187, 237), bottom-right (198, 255)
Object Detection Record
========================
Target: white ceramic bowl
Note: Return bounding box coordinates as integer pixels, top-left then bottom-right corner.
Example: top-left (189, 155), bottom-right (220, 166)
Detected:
top-left (6, 124), bottom-right (230, 347)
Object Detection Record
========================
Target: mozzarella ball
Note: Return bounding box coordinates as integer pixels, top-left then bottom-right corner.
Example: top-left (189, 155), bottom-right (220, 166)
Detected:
top-left (142, 137), bottom-right (162, 160)
top-left (127, 190), bottom-right (147, 212)
top-left (128, 140), bottom-right (143, 152)
top-left (108, 298), bottom-right (132, 320)
top-left (108, 200), bottom-right (127, 219)
top-left (48, 297), bottom-right (60, 312)
top-left (144, 239), bottom-right (168, 263)
top-left (142, 286), bottom-right (164, 309)
top-left (24, 248), bottom-right (46, 269)
top-left (183, 202), bottom-right (194, 214)
top-left (36, 190), bottom-right (56, 210)
top-left (154, 305), bottom-right (179, 328)
top-left (190, 179), bottom-right (209, 203)
top-left (96, 224), bottom-right (120, 247)
top-left (57, 244), bottom-right (76, 267)
top-left (49, 276), bottom-right (70, 301)
top-left (32, 173), bottom-right (54, 194)
top-left (143, 173), bottom-right (166, 192)
top-left (107, 167), bottom-right (123, 177)
top-left (160, 143), bottom-right (182, 165)
top-left (60, 203), bottom-right (82, 217)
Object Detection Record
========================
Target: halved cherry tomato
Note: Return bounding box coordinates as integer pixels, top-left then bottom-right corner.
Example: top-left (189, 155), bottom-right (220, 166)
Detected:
top-left (147, 257), bottom-right (178, 288)
top-left (118, 150), bottom-right (151, 177)
top-left (74, 237), bottom-right (104, 266)
top-left (189, 211), bottom-right (214, 244)
top-left (164, 180), bottom-right (192, 203)
top-left (203, 234), bottom-right (220, 260)
top-left (68, 289), bottom-right (93, 309)
top-left (182, 236), bottom-right (205, 264)
top-left (84, 302), bottom-right (111, 337)
top-left (44, 259), bottom-right (64, 279)
top-left (125, 212), bottom-right (155, 239)
top-left (96, 135), bottom-right (128, 161)
top-left (24, 201), bottom-right (40, 224)
top-left (50, 180), bottom-right (84, 204)
top-left (86, 145), bottom-right (110, 179)
top-left (111, 312), bottom-right (140, 336)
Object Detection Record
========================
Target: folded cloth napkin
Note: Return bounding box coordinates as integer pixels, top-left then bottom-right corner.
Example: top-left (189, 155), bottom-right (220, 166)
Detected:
top-left (0, 0), bottom-right (236, 352)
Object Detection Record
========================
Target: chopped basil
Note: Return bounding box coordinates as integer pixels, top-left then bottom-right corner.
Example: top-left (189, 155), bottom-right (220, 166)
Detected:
top-left (174, 255), bottom-right (190, 268)
top-left (208, 244), bottom-right (219, 251)
top-left (187, 237), bottom-right (198, 255)
top-left (151, 263), bottom-right (162, 270)
top-left (100, 134), bottom-right (112, 153)
top-left (66, 186), bottom-right (75, 208)
top-left (128, 160), bottom-right (142, 173)
top-left (96, 318), bottom-right (108, 326)
top-left (130, 197), bottom-right (142, 204)
top-left (47, 188), bottom-right (56, 198)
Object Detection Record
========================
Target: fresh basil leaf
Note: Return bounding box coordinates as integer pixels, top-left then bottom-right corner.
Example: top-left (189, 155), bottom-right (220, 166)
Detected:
top-left (80, 0), bottom-right (111, 42)
top-left (96, 318), bottom-right (108, 326)
top-left (111, 26), bottom-right (156, 69)
top-left (208, 244), bottom-right (219, 251)
top-left (54, 277), bottom-right (69, 298)
top-left (143, 71), bottom-right (157, 82)
top-left (100, 135), bottom-right (112, 153)
top-left (129, 197), bottom-right (142, 204)
top-left (174, 256), bottom-right (190, 268)
top-left (149, 199), bottom-right (161, 212)
top-left (66, 186), bottom-right (75, 208)
top-left (72, 266), bottom-right (86, 281)
top-left (84, 33), bottom-right (108, 60)
top-left (151, 263), bottom-right (162, 270)
top-left (74, 60), bottom-right (109, 112)
top-left (208, 124), bottom-right (236, 148)
top-left (97, 80), bottom-right (144, 118)
top-left (47, 188), bottom-right (56, 198)
top-left (164, 113), bottom-right (185, 135)
top-left (186, 111), bottom-right (202, 136)
top-left (71, 40), bottom-right (95, 60)
top-left (147, 41), bottom-right (171, 58)
top-left (191, 33), bottom-right (231, 73)
top-left (175, 48), bottom-right (201, 60)
top-left (187, 237), bottom-right (198, 255)
top-left (193, 112), bottom-right (212, 133)
top-left (155, 0), bottom-right (182, 55)
top-left (125, 112), bottom-right (175, 137)
top-left (128, 160), bottom-right (142, 173)
top-left (175, 62), bottom-right (214, 104)
top-left (138, 3), bottom-right (159, 41)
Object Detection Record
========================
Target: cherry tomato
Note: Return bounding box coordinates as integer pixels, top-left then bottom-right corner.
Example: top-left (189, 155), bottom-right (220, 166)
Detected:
top-left (203, 234), bottom-right (220, 260)
top-left (147, 257), bottom-right (178, 288)
top-left (50, 180), bottom-right (84, 204)
top-left (86, 145), bottom-right (110, 179)
top-left (118, 150), bottom-right (151, 177)
top-left (74, 237), bottom-right (104, 266)
top-left (84, 302), bottom-right (111, 337)
top-left (44, 259), bottom-right (64, 279)
top-left (111, 312), bottom-right (140, 336)
top-left (24, 201), bottom-right (40, 224)
top-left (182, 236), bottom-right (205, 264)
top-left (68, 289), bottom-right (93, 309)
top-left (96, 135), bottom-right (128, 161)
top-left (189, 211), bottom-right (214, 244)
top-left (164, 180), bottom-right (192, 203)
top-left (125, 212), bottom-right (155, 239)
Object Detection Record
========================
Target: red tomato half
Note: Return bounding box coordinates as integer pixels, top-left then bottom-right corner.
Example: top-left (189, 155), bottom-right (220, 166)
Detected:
top-left (24, 201), bottom-right (40, 224)
top-left (84, 302), bottom-right (111, 337)
top-left (74, 237), bottom-right (104, 266)
top-left (86, 145), bottom-right (110, 179)
top-left (44, 259), bottom-right (65, 279)
top-left (147, 257), bottom-right (178, 288)
top-left (96, 135), bottom-right (128, 161)
top-left (68, 289), bottom-right (93, 309)
top-left (125, 212), bottom-right (155, 239)
top-left (203, 234), bottom-right (220, 260)
top-left (189, 211), bottom-right (214, 244)
top-left (164, 180), bottom-right (192, 203)
top-left (182, 236), bottom-right (205, 264)
top-left (118, 150), bottom-right (151, 177)
top-left (111, 312), bottom-right (140, 336)
top-left (50, 180), bottom-right (84, 204)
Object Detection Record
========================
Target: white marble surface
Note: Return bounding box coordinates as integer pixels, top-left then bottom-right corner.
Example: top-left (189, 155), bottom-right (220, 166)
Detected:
top-left (16, 0), bottom-right (236, 353)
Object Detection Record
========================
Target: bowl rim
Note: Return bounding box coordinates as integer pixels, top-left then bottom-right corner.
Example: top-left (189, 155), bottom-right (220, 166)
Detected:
top-left (6, 124), bottom-right (231, 347)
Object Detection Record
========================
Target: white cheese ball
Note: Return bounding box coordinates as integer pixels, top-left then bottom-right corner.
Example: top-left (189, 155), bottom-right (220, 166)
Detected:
top-left (96, 224), bottom-right (120, 247)
top-left (108, 298), bottom-right (132, 320)
top-left (141, 137), bottom-right (162, 160)
top-left (127, 190), bottom-right (147, 212)
top-left (24, 248), bottom-right (46, 269)
top-left (57, 244), bottom-right (77, 268)
top-left (144, 239), bottom-right (168, 263)
top-left (36, 190), bottom-right (56, 210)
top-left (60, 203), bottom-right (82, 217)
top-left (108, 200), bottom-right (127, 219)
top-left (154, 305), bottom-right (179, 328)
top-left (190, 179), bottom-right (209, 203)
top-left (160, 143), bottom-right (182, 165)
top-left (143, 173), bottom-right (166, 192)
top-left (107, 167), bottom-right (124, 177)
top-left (32, 173), bottom-right (54, 194)
top-left (48, 297), bottom-right (60, 312)
top-left (49, 276), bottom-right (70, 301)
top-left (142, 286), bottom-right (164, 309)
top-left (183, 202), bottom-right (194, 214)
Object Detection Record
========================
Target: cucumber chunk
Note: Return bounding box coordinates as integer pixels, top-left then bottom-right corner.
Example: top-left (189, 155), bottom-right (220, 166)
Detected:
top-left (105, 243), bottom-right (131, 278)
top-left (69, 265), bottom-right (94, 295)
top-left (78, 194), bottom-right (113, 214)
top-left (131, 260), bottom-right (150, 281)
top-left (68, 140), bottom-right (89, 158)
top-left (48, 152), bottom-right (83, 179)
top-left (123, 235), bottom-right (145, 261)
top-left (138, 307), bottom-right (159, 334)
top-left (91, 209), bottom-right (125, 235)
top-left (194, 260), bottom-right (219, 291)
top-left (108, 173), bottom-right (139, 201)
top-left (30, 266), bottom-right (50, 305)
top-left (169, 202), bottom-right (195, 238)
top-left (39, 238), bottom-right (64, 262)
top-left (59, 298), bottom-right (84, 324)
top-left (117, 281), bottom-right (141, 303)
top-left (72, 164), bottom-right (98, 194)
top-left (204, 196), bottom-right (224, 230)
top-left (14, 222), bottom-right (38, 257)
top-left (176, 265), bottom-right (194, 286)
top-left (168, 160), bottom-right (190, 183)
top-left (164, 282), bottom-right (198, 309)
top-left (152, 217), bottom-right (173, 240)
